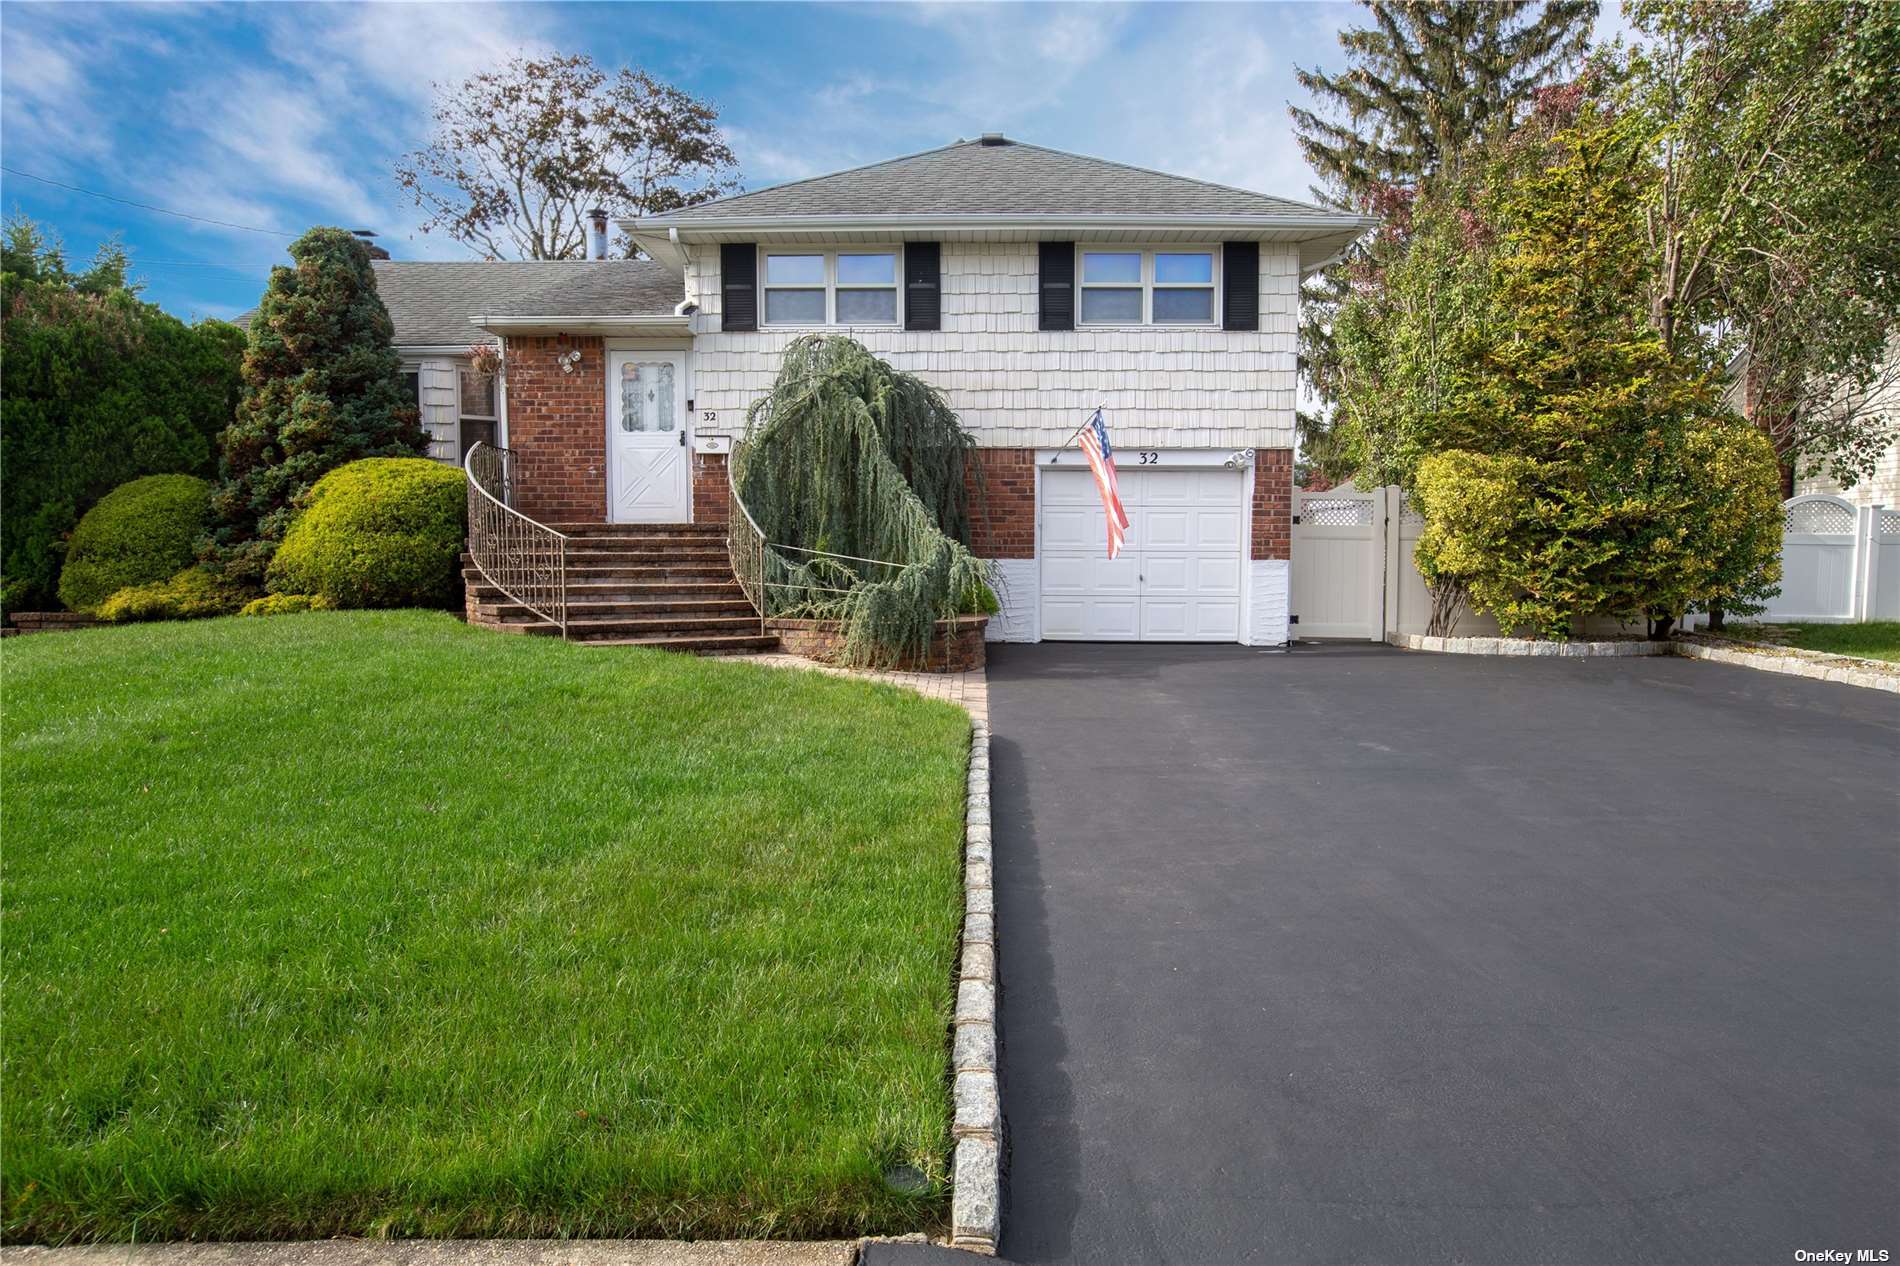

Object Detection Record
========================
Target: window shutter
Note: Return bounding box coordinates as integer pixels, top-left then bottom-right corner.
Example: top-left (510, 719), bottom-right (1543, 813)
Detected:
top-left (1038, 241), bottom-right (1075, 332)
top-left (720, 243), bottom-right (758, 332)
top-left (903, 242), bottom-right (942, 331)
top-left (1223, 241), bottom-right (1260, 332)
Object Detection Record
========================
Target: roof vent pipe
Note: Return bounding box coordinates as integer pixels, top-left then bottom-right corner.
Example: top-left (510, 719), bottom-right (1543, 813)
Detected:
top-left (586, 207), bottom-right (609, 260)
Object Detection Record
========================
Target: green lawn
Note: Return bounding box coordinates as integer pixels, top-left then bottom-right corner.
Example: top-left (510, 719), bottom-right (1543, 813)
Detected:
top-left (1720, 620), bottom-right (1900, 663)
top-left (1, 611), bottom-right (970, 1243)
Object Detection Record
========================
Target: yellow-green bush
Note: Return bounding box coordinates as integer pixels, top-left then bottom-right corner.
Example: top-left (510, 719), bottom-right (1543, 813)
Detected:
top-left (57, 475), bottom-right (212, 613)
top-left (240, 592), bottom-right (337, 618)
top-left (267, 458), bottom-right (466, 609)
top-left (97, 567), bottom-right (250, 623)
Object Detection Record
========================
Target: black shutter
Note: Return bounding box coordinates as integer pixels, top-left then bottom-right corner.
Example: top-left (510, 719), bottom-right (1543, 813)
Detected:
top-left (1038, 241), bottom-right (1075, 332)
top-left (1223, 241), bottom-right (1260, 332)
top-left (721, 243), bottom-right (757, 332)
top-left (904, 242), bottom-right (941, 331)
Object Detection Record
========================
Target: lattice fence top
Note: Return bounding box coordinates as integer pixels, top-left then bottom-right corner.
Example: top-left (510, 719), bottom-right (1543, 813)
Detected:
top-left (1300, 497), bottom-right (1375, 527)
top-left (1881, 509), bottom-right (1900, 538)
top-left (1784, 498), bottom-right (1856, 536)
top-left (1399, 500), bottom-right (1425, 529)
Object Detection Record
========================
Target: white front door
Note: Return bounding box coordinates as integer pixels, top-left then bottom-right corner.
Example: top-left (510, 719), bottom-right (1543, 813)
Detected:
top-left (1039, 466), bottom-right (1244, 641)
top-left (607, 351), bottom-right (690, 523)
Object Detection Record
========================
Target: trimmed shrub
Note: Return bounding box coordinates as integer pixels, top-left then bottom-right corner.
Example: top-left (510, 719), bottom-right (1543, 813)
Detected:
top-left (240, 592), bottom-right (336, 618)
top-left (57, 475), bottom-right (212, 613)
top-left (267, 458), bottom-right (467, 609)
top-left (97, 567), bottom-right (251, 623)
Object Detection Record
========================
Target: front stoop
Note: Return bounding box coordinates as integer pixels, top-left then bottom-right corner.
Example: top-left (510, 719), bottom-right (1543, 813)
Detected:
top-left (463, 523), bottom-right (777, 655)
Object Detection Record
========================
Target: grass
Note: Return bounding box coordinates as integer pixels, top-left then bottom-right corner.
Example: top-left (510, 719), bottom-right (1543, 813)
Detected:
top-left (1, 611), bottom-right (971, 1243)
top-left (1718, 620), bottom-right (1900, 663)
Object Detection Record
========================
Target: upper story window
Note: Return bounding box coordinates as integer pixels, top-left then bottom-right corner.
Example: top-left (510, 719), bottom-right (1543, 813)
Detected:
top-left (762, 250), bottom-right (899, 326)
top-left (1078, 248), bottom-right (1217, 326)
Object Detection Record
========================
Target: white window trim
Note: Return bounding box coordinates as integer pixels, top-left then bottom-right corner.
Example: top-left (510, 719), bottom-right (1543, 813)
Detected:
top-left (760, 247), bottom-right (903, 329)
top-left (1075, 245), bottom-right (1220, 328)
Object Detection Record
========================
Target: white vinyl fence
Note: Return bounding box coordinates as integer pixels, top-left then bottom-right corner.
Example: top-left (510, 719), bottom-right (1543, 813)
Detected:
top-left (1292, 488), bottom-right (1900, 639)
top-left (1757, 495), bottom-right (1900, 623)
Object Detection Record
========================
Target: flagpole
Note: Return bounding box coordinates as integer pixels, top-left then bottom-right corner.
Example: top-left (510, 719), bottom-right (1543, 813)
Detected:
top-left (1058, 403), bottom-right (1108, 452)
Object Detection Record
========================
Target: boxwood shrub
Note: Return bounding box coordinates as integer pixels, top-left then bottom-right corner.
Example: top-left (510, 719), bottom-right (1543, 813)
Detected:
top-left (57, 475), bottom-right (212, 614)
top-left (267, 458), bottom-right (466, 609)
top-left (240, 592), bottom-right (336, 618)
top-left (97, 567), bottom-right (250, 623)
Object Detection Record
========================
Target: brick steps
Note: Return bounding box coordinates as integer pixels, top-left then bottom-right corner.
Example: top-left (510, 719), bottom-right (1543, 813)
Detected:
top-left (464, 522), bottom-right (774, 655)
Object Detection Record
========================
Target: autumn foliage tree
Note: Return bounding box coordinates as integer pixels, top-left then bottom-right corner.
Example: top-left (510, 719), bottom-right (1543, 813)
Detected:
top-left (395, 54), bottom-right (740, 260)
top-left (208, 228), bottom-right (425, 582)
top-left (1336, 104), bottom-right (1783, 637)
top-left (1288, 1), bottom-right (1599, 482)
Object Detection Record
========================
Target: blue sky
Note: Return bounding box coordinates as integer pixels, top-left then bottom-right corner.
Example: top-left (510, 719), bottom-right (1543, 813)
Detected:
top-left (1, 2), bottom-right (1627, 323)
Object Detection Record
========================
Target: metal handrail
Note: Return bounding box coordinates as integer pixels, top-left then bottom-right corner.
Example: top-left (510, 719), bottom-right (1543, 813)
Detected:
top-left (464, 441), bottom-right (569, 638)
top-left (725, 441), bottom-right (914, 634)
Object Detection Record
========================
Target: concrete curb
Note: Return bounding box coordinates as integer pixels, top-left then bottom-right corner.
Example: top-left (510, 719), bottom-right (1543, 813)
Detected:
top-left (1386, 632), bottom-right (1673, 657)
top-left (1388, 629), bottom-right (1900, 692)
top-left (948, 715), bottom-right (1002, 1255)
top-left (1673, 635), bottom-right (1900, 693)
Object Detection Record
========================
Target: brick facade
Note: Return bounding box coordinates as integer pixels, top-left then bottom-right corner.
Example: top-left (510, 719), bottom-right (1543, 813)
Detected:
top-left (967, 448), bottom-right (1036, 559)
top-left (693, 451), bottom-right (731, 525)
top-left (504, 335), bottom-right (606, 523)
top-left (1252, 448), bottom-right (1293, 561)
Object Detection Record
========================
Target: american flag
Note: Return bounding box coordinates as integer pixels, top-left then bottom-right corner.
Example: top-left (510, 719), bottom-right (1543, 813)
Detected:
top-left (1078, 409), bottom-right (1131, 559)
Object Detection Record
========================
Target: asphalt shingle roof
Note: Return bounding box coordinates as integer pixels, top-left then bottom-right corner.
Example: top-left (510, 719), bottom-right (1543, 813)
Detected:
top-left (655, 137), bottom-right (1342, 222)
top-left (371, 259), bottom-right (682, 346)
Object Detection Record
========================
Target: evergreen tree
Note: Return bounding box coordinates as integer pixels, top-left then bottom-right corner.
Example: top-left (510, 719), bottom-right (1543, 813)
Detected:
top-left (1289, 1), bottom-right (1597, 482)
top-left (209, 227), bottom-right (426, 580)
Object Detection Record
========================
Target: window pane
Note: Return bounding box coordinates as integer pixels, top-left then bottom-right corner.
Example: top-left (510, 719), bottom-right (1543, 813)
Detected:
top-left (836, 253), bottom-right (895, 285)
top-left (765, 289), bottom-right (827, 323)
top-left (459, 367), bottom-right (495, 416)
top-left (1152, 287), bottom-right (1213, 322)
top-left (1155, 252), bottom-right (1213, 284)
top-left (835, 288), bottom-right (897, 324)
top-left (459, 418), bottom-right (496, 460)
top-left (402, 371), bottom-right (421, 405)
top-left (1079, 287), bottom-right (1143, 323)
top-left (765, 254), bottom-right (824, 285)
top-left (1081, 252), bottom-right (1141, 283)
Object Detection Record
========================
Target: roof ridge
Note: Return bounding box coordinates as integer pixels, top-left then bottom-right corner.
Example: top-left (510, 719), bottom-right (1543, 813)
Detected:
top-left (647, 139), bottom-right (979, 218)
top-left (1000, 139), bottom-right (1335, 215)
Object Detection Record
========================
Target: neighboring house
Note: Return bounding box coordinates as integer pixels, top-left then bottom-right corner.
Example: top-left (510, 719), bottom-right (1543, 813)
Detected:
top-left (381, 135), bottom-right (1373, 646)
top-left (1723, 340), bottom-right (1900, 508)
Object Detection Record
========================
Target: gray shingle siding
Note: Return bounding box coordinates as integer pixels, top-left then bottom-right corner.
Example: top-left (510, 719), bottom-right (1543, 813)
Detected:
top-left (372, 260), bottom-right (682, 347)
top-left (649, 138), bottom-right (1343, 222)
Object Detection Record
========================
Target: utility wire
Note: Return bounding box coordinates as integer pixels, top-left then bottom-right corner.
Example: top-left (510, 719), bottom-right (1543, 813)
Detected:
top-left (0, 165), bottom-right (296, 237)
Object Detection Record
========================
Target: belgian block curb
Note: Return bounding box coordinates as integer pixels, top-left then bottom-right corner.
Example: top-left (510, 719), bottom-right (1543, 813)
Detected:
top-left (1388, 630), bottom-right (1900, 692)
top-left (948, 718), bottom-right (1002, 1254)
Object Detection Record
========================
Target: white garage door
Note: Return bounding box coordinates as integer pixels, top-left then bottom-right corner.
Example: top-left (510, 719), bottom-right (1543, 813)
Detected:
top-left (1040, 466), bottom-right (1244, 641)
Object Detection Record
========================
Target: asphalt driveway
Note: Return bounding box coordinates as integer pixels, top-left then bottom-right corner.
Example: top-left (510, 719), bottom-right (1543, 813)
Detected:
top-left (985, 643), bottom-right (1900, 1265)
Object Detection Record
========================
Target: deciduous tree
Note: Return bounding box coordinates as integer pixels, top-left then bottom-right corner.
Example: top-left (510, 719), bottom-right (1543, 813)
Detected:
top-left (395, 54), bottom-right (740, 260)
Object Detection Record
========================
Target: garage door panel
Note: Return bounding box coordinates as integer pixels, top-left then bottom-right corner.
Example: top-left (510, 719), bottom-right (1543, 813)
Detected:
top-left (1040, 465), bottom-right (1246, 643)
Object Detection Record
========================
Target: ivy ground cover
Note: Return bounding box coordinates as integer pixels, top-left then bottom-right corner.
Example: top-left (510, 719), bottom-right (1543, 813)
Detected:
top-left (2, 611), bottom-right (969, 1241)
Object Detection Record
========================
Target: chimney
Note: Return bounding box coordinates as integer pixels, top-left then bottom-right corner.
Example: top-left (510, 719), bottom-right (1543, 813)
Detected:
top-left (586, 208), bottom-right (609, 260)
top-left (350, 228), bottom-right (390, 260)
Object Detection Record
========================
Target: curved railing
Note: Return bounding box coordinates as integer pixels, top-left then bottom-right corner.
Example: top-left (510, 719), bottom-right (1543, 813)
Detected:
top-left (465, 441), bottom-right (569, 638)
top-left (725, 443), bottom-right (904, 633)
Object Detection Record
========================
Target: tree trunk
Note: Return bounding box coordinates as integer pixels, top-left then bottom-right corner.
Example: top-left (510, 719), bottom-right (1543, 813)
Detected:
top-left (1708, 606), bottom-right (1726, 632)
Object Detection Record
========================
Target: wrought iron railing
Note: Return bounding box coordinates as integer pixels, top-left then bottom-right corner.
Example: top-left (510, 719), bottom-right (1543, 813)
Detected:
top-left (725, 442), bottom-right (905, 633)
top-left (465, 441), bottom-right (569, 637)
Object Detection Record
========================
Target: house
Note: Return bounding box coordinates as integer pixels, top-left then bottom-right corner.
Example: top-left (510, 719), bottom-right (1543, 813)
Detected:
top-left (380, 135), bottom-right (1375, 646)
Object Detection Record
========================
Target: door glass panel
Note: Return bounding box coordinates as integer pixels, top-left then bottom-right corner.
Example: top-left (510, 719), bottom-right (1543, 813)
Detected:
top-left (619, 361), bottom-right (676, 432)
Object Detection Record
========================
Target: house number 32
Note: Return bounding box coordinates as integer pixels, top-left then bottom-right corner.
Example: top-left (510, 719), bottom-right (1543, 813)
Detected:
top-left (1137, 451), bottom-right (1160, 465)
top-left (701, 411), bottom-right (718, 424)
